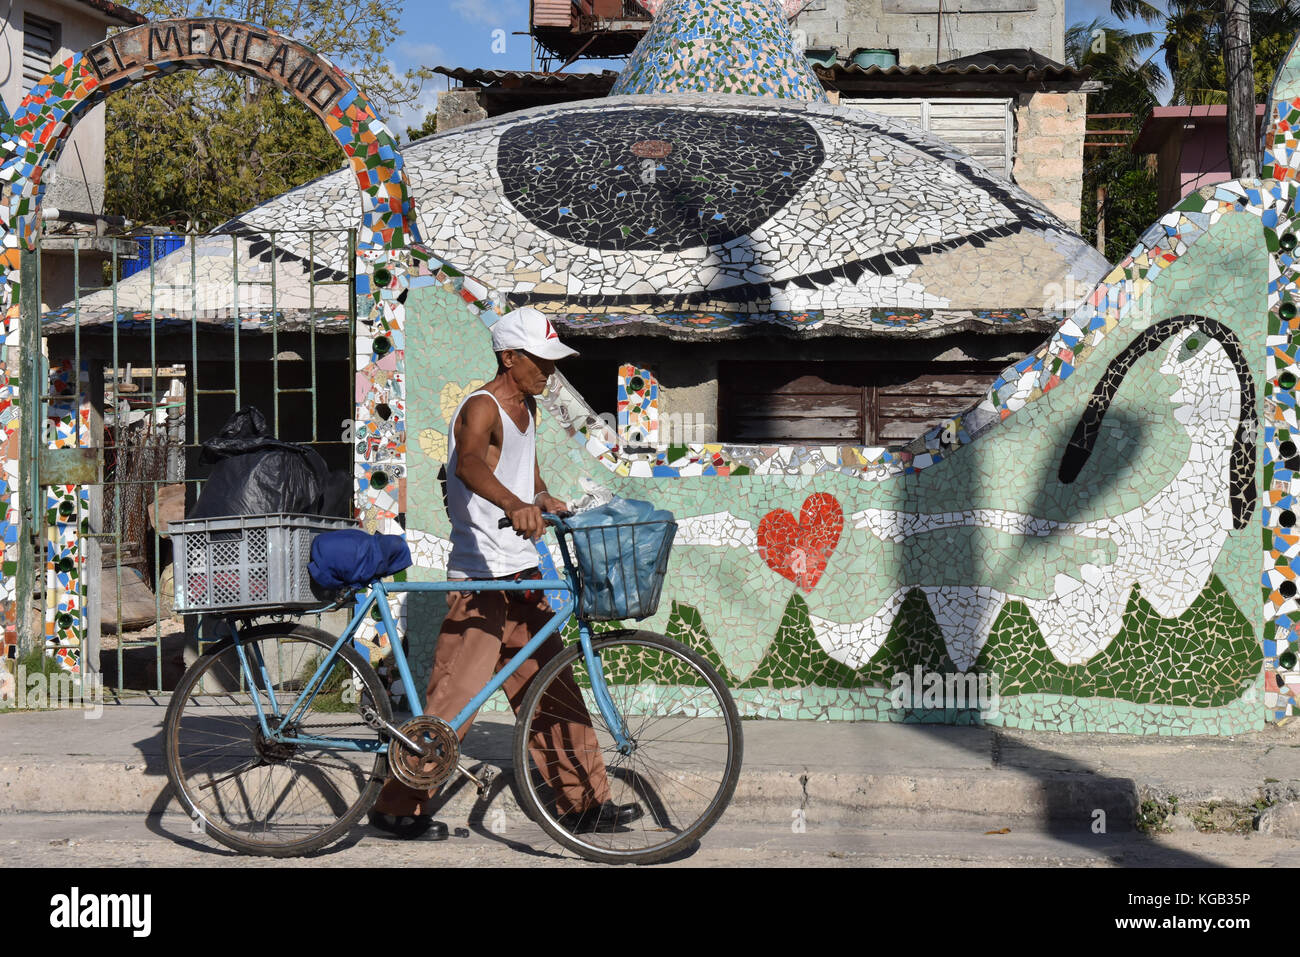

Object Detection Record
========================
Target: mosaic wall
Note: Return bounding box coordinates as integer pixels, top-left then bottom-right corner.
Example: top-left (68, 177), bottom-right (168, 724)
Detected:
top-left (368, 7), bottom-right (1300, 732)
top-left (398, 197), bottom-right (1271, 732)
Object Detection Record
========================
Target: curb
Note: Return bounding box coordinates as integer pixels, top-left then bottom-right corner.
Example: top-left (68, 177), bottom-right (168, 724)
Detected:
top-left (0, 760), bottom-right (1144, 831)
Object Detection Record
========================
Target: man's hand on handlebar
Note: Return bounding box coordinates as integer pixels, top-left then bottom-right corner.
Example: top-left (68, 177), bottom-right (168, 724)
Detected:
top-left (500, 494), bottom-right (570, 540)
top-left (505, 503), bottom-right (547, 541)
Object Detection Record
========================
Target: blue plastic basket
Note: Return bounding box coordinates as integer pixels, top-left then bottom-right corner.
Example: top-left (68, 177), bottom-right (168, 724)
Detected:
top-left (562, 520), bottom-right (677, 622)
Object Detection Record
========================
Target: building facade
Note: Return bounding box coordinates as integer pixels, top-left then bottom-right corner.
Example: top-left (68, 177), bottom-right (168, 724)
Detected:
top-left (791, 0), bottom-right (1066, 67)
top-left (0, 0), bottom-right (146, 305)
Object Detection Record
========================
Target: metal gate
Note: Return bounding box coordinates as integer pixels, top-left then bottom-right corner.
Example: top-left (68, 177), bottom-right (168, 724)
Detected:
top-left (19, 225), bottom-right (358, 695)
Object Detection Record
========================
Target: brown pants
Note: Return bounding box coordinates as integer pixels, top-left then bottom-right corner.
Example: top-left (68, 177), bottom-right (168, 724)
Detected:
top-left (374, 571), bottom-right (611, 817)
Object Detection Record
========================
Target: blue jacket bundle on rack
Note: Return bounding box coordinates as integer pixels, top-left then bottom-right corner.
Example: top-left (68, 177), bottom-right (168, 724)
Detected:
top-left (309, 529), bottom-right (413, 590)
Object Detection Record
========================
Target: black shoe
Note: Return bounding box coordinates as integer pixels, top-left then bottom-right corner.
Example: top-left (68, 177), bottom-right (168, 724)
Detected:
top-left (556, 801), bottom-right (644, 833)
top-left (368, 811), bottom-right (449, 840)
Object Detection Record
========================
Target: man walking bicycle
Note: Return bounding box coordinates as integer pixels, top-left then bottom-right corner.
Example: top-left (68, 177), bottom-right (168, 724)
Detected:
top-left (369, 307), bottom-right (642, 839)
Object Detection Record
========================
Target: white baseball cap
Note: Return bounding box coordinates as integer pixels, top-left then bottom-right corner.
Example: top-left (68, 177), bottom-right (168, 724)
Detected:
top-left (490, 306), bottom-right (578, 360)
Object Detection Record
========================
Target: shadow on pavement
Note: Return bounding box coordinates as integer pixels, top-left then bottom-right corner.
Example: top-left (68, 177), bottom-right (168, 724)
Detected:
top-left (893, 720), bottom-right (1223, 866)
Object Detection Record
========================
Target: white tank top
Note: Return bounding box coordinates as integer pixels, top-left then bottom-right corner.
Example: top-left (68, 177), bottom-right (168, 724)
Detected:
top-left (445, 390), bottom-right (539, 579)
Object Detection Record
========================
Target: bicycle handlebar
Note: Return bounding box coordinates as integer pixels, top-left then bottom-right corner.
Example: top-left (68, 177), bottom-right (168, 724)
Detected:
top-left (497, 512), bottom-right (565, 530)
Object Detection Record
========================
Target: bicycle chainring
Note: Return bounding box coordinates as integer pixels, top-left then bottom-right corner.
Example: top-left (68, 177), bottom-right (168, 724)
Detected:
top-left (388, 716), bottom-right (460, 791)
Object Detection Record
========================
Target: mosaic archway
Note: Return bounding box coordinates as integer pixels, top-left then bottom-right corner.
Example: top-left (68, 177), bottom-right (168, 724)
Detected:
top-left (0, 18), bottom-right (418, 663)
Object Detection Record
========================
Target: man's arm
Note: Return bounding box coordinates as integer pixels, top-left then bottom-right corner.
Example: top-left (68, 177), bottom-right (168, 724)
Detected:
top-left (454, 395), bottom-right (546, 540)
top-left (533, 458), bottom-right (569, 517)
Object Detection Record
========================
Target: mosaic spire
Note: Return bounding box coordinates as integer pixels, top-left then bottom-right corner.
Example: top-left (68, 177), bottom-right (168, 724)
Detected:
top-left (610, 0), bottom-right (829, 102)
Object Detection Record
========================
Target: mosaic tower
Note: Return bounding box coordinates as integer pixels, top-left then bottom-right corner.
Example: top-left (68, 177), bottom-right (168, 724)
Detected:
top-left (610, 0), bottom-right (829, 102)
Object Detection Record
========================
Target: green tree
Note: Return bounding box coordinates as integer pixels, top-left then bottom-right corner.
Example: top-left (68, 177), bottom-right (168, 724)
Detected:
top-left (404, 111), bottom-right (438, 143)
top-left (1068, 19), bottom-right (1163, 261)
top-left (1163, 0), bottom-right (1300, 104)
top-left (104, 0), bottom-right (432, 230)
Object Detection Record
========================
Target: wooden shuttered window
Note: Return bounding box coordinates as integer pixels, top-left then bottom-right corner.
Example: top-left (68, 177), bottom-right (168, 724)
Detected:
top-left (842, 98), bottom-right (1014, 177)
top-left (718, 361), bottom-right (1003, 446)
top-left (23, 15), bottom-right (58, 90)
top-left (533, 0), bottom-right (575, 27)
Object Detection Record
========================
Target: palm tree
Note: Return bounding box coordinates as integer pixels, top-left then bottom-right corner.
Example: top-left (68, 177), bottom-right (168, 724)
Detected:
top-left (1066, 19), bottom-right (1164, 117)
top-left (1109, 0), bottom-right (1165, 25)
top-left (1162, 0), bottom-right (1300, 104)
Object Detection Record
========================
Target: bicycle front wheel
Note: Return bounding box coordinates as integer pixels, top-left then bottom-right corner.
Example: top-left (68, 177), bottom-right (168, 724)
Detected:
top-left (513, 630), bottom-right (743, 864)
top-left (164, 624), bottom-right (391, 857)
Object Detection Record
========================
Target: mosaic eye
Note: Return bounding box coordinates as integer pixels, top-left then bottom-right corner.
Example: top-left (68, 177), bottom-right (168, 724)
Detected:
top-left (497, 109), bottom-right (823, 252)
top-left (1281, 649), bottom-right (1298, 670)
top-left (1282, 233), bottom-right (1298, 253)
top-left (1282, 301), bottom-right (1298, 321)
top-left (369, 470), bottom-right (389, 490)
top-left (1281, 372), bottom-right (1297, 390)
top-left (373, 336), bottom-right (391, 356)
top-left (1185, 337), bottom-right (1199, 352)
top-left (1283, 580), bottom-right (1298, 598)
top-left (372, 267), bottom-right (392, 287)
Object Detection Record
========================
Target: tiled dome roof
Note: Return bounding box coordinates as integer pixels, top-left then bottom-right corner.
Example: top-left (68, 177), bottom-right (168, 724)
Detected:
top-left (69, 94), bottom-right (1109, 340)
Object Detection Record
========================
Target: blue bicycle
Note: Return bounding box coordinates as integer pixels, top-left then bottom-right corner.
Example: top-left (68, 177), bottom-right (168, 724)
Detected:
top-left (163, 513), bottom-right (743, 864)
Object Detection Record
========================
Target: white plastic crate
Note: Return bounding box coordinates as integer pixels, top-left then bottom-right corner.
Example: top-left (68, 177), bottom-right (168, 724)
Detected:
top-left (168, 513), bottom-right (359, 614)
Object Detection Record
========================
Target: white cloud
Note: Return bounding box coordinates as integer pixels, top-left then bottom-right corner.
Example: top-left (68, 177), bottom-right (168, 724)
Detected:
top-left (450, 0), bottom-right (526, 26)
top-left (396, 40), bottom-right (446, 66)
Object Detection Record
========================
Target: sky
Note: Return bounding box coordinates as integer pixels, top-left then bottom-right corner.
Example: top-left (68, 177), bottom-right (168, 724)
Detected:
top-left (384, 0), bottom-right (1169, 133)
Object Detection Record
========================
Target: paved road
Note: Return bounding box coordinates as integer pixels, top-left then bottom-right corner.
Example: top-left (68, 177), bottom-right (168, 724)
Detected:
top-left (4, 812), bottom-right (1299, 867)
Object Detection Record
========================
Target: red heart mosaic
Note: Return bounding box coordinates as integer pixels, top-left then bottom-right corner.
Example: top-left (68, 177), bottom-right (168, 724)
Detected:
top-left (757, 493), bottom-right (843, 592)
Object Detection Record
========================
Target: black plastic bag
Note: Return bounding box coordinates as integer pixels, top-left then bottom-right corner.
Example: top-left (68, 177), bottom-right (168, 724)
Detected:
top-left (189, 407), bottom-right (333, 519)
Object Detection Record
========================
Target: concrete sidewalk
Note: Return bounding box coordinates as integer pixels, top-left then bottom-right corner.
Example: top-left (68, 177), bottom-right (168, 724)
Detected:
top-left (4, 700), bottom-right (1300, 836)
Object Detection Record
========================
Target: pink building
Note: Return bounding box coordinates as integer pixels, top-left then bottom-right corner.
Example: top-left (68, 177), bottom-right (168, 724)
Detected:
top-left (1133, 104), bottom-right (1267, 212)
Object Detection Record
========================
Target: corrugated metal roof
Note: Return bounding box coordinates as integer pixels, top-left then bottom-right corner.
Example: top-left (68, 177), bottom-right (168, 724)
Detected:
top-left (69, 0), bottom-right (148, 25)
top-left (436, 60), bottom-right (1086, 97)
top-left (816, 62), bottom-right (1088, 81)
top-left (435, 67), bottom-right (621, 90)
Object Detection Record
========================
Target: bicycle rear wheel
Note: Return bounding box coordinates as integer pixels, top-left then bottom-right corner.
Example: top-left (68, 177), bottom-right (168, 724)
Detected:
top-left (513, 630), bottom-right (742, 864)
top-left (164, 624), bottom-right (390, 857)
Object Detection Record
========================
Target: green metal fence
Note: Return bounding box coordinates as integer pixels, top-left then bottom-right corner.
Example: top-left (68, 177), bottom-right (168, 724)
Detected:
top-left (22, 225), bottom-right (358, 695)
